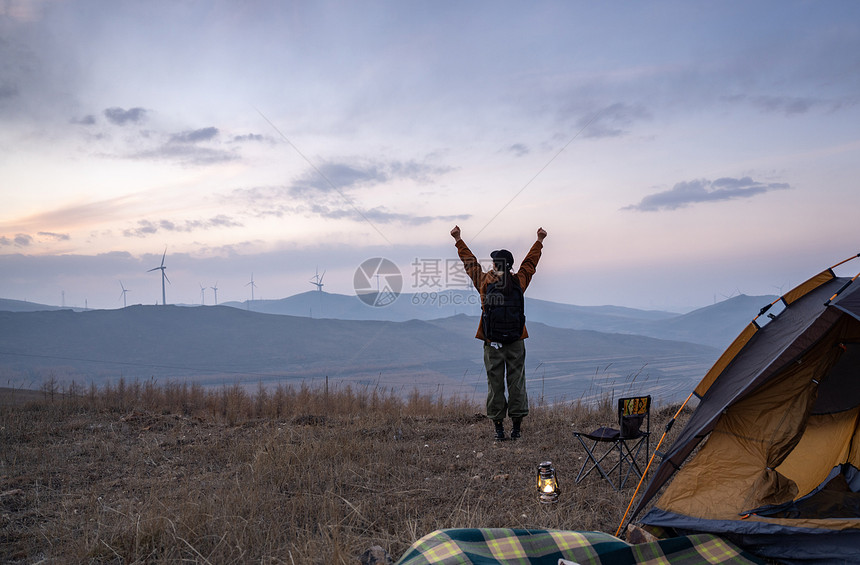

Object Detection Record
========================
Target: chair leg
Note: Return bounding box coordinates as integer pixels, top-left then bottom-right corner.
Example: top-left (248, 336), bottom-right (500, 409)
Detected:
top-left (574, 435), bottom-right (624, 490)
top-left (617, 436), bottom-right (649, 488)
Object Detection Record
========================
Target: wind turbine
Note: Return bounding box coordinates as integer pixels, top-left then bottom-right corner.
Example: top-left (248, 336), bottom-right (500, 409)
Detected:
top-left (246, 273), bottom-right (257, 308)
top-left (310, 267), bottom-right (326, 292)
top-left (210, 282), bottom-right (219, 305)
top-left (199, 283), bottom-right (206, 305)
top-left (118, 280), bottom-right (130, 308)
top-left (147, 248), bottom-right (170, 305)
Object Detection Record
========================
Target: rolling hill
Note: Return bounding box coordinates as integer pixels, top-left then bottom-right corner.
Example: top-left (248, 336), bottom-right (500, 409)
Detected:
top-left (222, 290), bottom-right (776, 349)
top-left (0, 298), bottom-right (67, 313)
top-left (1, 290), bottom-right (776, 351)
top-left (0, 305), bottom-right (720, 404)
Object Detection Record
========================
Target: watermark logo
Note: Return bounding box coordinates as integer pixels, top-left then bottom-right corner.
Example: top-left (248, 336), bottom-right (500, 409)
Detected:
top-left (353, 256), bottom-right (491, 308)
top-left (354, 257), bottom-right (403, 307)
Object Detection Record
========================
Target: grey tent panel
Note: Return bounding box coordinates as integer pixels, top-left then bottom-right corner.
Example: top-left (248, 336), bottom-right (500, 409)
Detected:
top-left (834, 280), bottom-right (860, 322)
top-left (643, 508), bottom-right (860, 565)
top-left (812, 342), bottom-right (860, 415)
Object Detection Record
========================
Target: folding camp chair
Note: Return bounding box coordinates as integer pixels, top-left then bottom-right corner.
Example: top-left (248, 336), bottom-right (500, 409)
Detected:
top-left (574, 396), bottom-right (651, 490)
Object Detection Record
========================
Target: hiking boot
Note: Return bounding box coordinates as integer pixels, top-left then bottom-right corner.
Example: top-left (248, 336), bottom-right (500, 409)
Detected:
top-left (511, 418), bottom-right (522, 440)
top-left (493, 420), bottom-right (506, 441)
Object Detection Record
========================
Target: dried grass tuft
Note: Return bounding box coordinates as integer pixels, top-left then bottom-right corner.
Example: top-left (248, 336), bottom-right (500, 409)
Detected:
top-left (0, 381), bottom-right (686, 564)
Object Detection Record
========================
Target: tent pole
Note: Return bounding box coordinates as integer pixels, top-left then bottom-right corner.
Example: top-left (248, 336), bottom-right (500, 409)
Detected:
top-left (829, 252), bottom-right (860, 270)
top-left (614, 391), bottom-right (695, 538)
top-left (826, 270), bottom-right (860, 305)
top-left (822, 253), bottom-right (860, 304)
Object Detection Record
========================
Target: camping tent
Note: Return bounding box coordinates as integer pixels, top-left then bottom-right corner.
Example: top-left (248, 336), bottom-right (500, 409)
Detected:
top-left (631, 258), bottom-right (860, 564)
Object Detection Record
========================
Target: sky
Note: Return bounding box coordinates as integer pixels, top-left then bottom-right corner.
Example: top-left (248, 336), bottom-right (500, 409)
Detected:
top-left (1, 0), bottom-right (859, 312)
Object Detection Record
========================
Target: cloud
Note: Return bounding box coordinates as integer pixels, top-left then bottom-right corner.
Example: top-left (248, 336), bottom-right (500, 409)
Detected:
top-left (289, 162), bottom-right (386, 197)
top-left (130, 144), bottom-right (237, 166)
top-left (169, 127), bottom-right (219, 143)
top-left (207, 215), bottom-right (244, 228)
top-left (579, 103), bottom-right (652, 139)
top-left (506, 143), bottom-right (530, 157)
top-left (0, 194), bottom-right (140, 234)
top-left (624, 176), bottom-right (791, 212)
top-left (751, 95), bottom-right (819, 115)
top-left (233, 133), bottom-right (265, 143)
top-left (0, 84), bottom-right (19, 100)
top-left (309, 204), bottom-right (470, 225)
top-left (227, 157), bottom-right (457, 227)
top-left (15, 233), bottom-right (32, 246)
top-left (37, 231), bottom-right (70, 241)
top-left (721, 94), bottom-right (837, 116)
top-left (388, 160), bottom-right (452, 183)
top-left (288, 159), bottom-right (452, 197)
top-left (71, 114), bottom-right (96, 125)
top-left (222, 155), bottom-right (463, 230)
top-left (123, 221), bottom-right (158, 237)
top-left (720, 89), bottom-right (860, 116)
top-left (126, 126), bottom-right (237, 165)
top-left (104, 107), bottom-right (147, 125)
top-left (1, 0), bottom-right (51, 22)
top-left (0, 233), bottom-right (34, 247)
top-left (122, 215), bottom-right (244, 238)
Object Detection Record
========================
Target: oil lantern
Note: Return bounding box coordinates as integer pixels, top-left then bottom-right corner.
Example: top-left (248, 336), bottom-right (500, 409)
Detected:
top-left (537, 461), bottom-right (560, 504)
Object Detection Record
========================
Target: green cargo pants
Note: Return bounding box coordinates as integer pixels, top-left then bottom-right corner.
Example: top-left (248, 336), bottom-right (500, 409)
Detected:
top-left (483, 339), bottom-right (528, 421)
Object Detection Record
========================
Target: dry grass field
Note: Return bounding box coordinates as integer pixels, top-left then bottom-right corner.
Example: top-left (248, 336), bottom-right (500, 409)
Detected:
top-left (0, 380), bottom-right (687, 564)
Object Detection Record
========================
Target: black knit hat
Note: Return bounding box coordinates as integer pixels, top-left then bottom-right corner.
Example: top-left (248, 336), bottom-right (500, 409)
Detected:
top-left (490, 249), bottom-right (514, 271)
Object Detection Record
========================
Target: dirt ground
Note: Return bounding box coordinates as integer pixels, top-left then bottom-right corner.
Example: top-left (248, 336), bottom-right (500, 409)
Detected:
top-left (0, 386), bottom-right (671, 563)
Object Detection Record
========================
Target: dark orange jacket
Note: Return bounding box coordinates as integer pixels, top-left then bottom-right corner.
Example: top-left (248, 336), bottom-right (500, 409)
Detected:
top-left (455, 238), bottom-right (543, 341)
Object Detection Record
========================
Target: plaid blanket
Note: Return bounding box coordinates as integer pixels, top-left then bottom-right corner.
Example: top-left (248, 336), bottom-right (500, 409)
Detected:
top-left (395, 528), bottom-right (765, 565)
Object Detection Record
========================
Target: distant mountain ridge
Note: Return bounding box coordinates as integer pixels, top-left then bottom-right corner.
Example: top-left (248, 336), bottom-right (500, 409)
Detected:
top-left (221, 289), bottom-right (679, 321)
top-left (219, 290), bottom-right (777, 349)
top-left (1, 290), bottom-right (778, 350)
top-left (0, 305), bottom-right (720, 404)
top-left (0, 298), bottom-right (67, 313)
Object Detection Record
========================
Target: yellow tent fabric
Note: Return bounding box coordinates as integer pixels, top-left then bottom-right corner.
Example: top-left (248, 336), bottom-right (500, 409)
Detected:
top-left (658, 317), bottom-right (860, 520)
top-left (776, 409), bottom-right (859, 498)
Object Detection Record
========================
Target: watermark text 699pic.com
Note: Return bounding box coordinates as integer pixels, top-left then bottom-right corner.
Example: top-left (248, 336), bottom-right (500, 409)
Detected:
top-left (353, 257), bottom-right (493, 308)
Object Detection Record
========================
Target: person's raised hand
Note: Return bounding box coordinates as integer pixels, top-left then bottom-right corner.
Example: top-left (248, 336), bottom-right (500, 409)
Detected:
top-left (537, 227), bottom-right (547, 242)
top-left (450, 225), bottom-right (462, 241)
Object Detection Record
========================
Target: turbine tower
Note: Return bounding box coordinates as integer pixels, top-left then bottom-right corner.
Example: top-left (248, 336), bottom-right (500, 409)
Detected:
top-left (245, 273), bottom-right (257, 308)
top-left (210, 282), bottom-right (219, 305)
top-left (118, 280), bottom-right (130, 308)
top-left (199, 283), bottom-right (206, 305)
top-left (310, 267), bottom-right (326, 292)
top-left (147, 248), bottom-right (170, 305)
